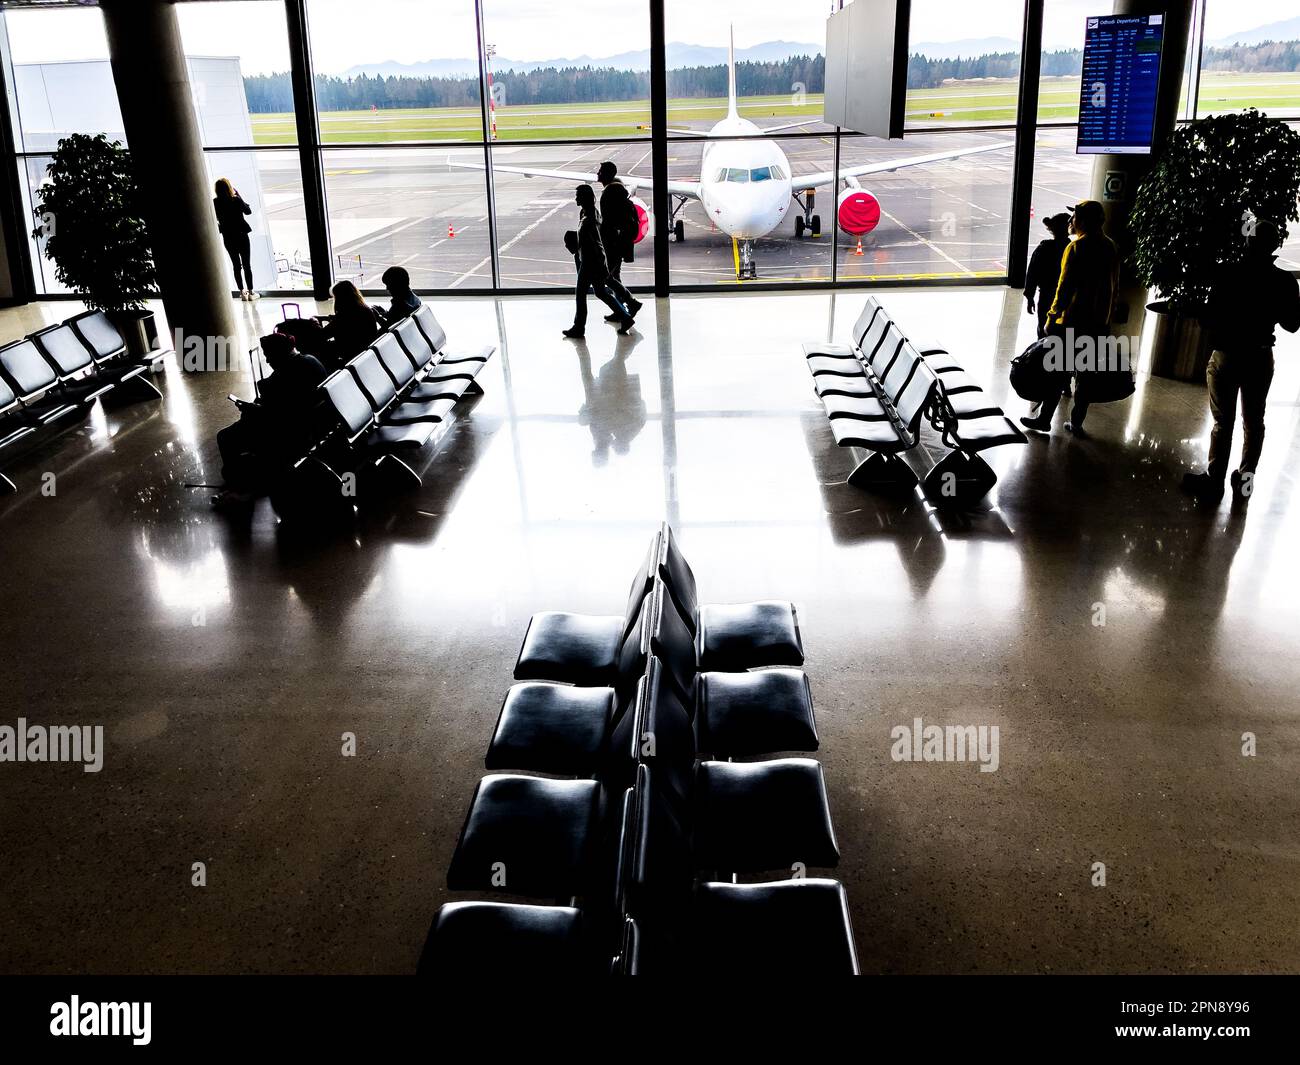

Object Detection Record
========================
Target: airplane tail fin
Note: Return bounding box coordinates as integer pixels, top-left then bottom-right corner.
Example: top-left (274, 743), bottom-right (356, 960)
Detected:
top-left (727, 25), bottom-right (738, 120)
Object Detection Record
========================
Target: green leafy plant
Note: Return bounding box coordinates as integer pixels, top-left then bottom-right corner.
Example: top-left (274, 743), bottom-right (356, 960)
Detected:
top-left (1130, 109), bottom-right (1300, 317)
top-left (32, 133), bottom-right (156, 315)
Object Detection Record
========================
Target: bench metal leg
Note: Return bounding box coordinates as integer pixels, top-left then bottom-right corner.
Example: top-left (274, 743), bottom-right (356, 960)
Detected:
top-left (269, 457), bottom-right (353, 524)
top-left (846, 451), bottom-right (918, 494)
top-left (463, 380), bottom-right (485, 396)
top-left (369, 453), bottom-right (423, 493)
top-left (102, 374), bottom-right (163, 407)
top-left (0, 472), bottom-right (16, 495)
top-left (921, 451), bottom-right (997, 508)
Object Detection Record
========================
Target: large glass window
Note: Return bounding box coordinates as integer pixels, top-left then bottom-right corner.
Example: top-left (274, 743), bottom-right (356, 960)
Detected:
top-left (2, 0), bottom-right (1295, 296)
top-left (322, 148), bottom-right (492, 289)
top-left (177, 0), bottom-right (297, 146)
top-left (1196, 0), bottom-right (1300, 119)
top-left (307, 0), bottom-right (484, 144)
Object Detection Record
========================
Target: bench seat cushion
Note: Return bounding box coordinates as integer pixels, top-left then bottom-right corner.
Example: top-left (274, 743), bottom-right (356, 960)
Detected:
top-left (950, 414), bottom-right (1026, 452)
top-left (829, 416), bottom-right (904, 452)
top-left (699, 600), bottom-right (804, 672)
top-left (366, 421), bottom-right (435, 450)
top-left (417, 902), bottom-right (584, 975)
top-left (806, 355), bottom-right (867, 377)
top-left (408, 377), bottom-right (471, 402)
top-left (514, 611), bottom-right (624, 685)
top-left (814, 373), bottom-right (875, 398)
top-left (696, 668), bottom-right (818, 757)
top-left (945, 390), bottom-right (1001, 418)
top-left (382, 397), bottom-right (456, 424)
top-left (933, 367), bottom-right (982, 394)
top-left (821, 393), bottom-right (888, 421)
top-left (447, 775), bottom-right (600, 897)
top-left (692, 879), bottom-right (858, 975)
top-left (486, 682), bottom-right (615, 774)
top-left (924, 352), bottom-right (962, 372)
top-left (801, 342), bottom-right (857, 360)
top-left (693, 758), bottom-right (839, 871)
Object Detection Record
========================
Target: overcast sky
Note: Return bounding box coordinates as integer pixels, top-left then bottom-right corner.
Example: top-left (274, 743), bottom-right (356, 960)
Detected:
top-left (4, 0), bottom-right (1296, 75)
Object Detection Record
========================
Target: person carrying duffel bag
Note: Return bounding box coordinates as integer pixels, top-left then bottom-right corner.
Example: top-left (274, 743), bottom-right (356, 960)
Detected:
top-left (1019, 199), bottom-right (1120, 437)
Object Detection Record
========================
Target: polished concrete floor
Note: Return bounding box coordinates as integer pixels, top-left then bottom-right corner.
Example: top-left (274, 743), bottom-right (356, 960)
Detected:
top-left (1, 287), bottom-right (1297, 974)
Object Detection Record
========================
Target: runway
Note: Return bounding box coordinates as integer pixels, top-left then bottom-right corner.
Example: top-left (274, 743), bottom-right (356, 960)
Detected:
top-left (255, 126), bottom-right (1105, 291)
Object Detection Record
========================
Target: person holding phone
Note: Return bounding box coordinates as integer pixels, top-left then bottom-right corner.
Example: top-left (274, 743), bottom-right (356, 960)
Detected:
top-left (213, 177), bottom-right (257, 301)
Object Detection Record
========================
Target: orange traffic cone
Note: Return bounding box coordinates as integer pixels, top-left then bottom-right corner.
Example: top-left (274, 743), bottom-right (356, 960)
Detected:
top-left (853, 238), bottom-right (864, 257)
top-left (448, 224), bottom-right (455, 239)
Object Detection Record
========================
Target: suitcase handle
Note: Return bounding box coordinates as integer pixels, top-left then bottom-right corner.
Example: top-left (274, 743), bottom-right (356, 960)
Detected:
top-left (281, 302), bottom-right (301, 321)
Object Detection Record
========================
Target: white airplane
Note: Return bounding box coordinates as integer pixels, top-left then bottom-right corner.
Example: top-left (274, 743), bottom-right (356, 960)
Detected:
top-left (451, 30), bottom-right (1013, 279)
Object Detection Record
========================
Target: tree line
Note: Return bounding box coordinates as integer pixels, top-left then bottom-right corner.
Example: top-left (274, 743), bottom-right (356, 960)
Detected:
top-left (241, 40), bottom-right (1300, 113)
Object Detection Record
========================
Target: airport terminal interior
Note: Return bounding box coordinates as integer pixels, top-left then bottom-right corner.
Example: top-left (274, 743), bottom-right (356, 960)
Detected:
top-left (0, 0), bottom-right (1298, 977)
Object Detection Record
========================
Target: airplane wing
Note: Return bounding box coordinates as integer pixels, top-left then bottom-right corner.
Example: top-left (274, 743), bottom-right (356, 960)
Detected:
top-left (758, 118), bottom-right (822, 135)
top-left (792, 140), bottom-right (1015, 192)
top-left (446, 155), bottom-right (701, 200)
top-left (666, 127), bottom-right (710, 137)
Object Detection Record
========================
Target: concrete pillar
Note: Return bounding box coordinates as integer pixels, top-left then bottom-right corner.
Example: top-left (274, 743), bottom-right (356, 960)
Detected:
top-left (1089, 0), bottom-right (1195, 341)
top-left (101, 0), bottom-right (234, 349)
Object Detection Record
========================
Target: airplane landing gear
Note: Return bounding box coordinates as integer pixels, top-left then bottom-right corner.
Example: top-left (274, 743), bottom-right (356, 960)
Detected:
top-left (669, 195), bottom-right (689, 242)
top-left (793, 189), bottom-right (820, 237)
top-left (737, 240), bottom-right (757, 280)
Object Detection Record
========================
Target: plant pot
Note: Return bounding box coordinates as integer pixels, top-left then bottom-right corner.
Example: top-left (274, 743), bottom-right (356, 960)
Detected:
top-left (1147, 301), bottom-right (1214, 383)
top-left (109, 309), bottom-right (161, 359)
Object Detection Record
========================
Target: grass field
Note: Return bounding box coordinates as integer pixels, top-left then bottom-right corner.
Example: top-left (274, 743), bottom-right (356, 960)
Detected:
top-left (249, 71), bottom-right (1300, 144)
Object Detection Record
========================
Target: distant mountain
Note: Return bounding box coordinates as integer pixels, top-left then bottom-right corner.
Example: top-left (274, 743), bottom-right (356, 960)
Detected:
top-left (1209, 16), bottom-right (1300, 47)
top-left (338, 40), bottom-right (825, 79)
top-left (911, 36), bottom-right (1021, 59)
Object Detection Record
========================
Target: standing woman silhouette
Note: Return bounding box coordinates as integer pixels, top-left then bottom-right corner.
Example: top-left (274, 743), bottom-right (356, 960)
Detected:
top-left (213, 178), bottom-right (257, 301)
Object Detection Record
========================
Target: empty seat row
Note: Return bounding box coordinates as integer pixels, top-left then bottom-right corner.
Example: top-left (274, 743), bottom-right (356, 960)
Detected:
top-left (269, 304), bottom-right (494, 517)
top-left (0, 310), bottom-right (164, 493)
top-left (418, 524), bottom-right (858, 976)
top-left (802, 295), bottom-right (1025, 507)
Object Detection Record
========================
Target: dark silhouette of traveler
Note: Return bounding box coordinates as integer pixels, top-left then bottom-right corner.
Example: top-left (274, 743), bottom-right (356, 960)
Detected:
top-left (563, 184), bottom-right (634, 338)
top-left (213, 178), bottom-right (257, 301)
top-left (596, 161), bottom-right (643, 323)
top-left (319, 280), bottom-right (384, 367)
top-left (1020, 199), bottom-right (1118, 437)
top-left (1182, 219), bottom-right (1300, 502)
top-left (1024, 212), bottom-right (1071, 338)
top-left (379, 265), bottom-right (422, 324)
top-left (214, 332), bottom-right (327, 507)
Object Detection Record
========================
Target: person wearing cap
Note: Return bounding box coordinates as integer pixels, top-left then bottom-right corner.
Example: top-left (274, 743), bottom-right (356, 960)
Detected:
top-left (1020, 199), bottom-right (1119, 436)
top-left (1181, 219), bottom-right (1300, 502)
top-left (1024, 213), bottom-right (1072, 338)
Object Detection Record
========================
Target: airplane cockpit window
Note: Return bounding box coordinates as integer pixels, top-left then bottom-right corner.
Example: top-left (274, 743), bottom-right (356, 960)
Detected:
top-left (726, 168), bottom-right (750, 183)
top-left (750, 167), bottom-right (772, 182)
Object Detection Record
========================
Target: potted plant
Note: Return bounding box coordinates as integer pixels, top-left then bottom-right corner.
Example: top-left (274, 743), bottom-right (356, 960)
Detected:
top-left (32, 133), bottom-right (160, 357)
top-left (1129, 109), bottom-right (1300, 381)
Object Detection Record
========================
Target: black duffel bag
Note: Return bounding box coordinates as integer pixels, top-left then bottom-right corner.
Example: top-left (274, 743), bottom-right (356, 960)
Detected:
top-left (1009, 336), bottom-right (1069, 401)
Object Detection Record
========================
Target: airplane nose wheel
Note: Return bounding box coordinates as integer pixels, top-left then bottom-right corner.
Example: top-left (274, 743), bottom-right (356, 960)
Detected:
top-left (738, 240), bottom-right (757, 280)
top-left (673, 219), bottom-right (685, 243)
top-left (810, 214), bottom-right (821, 237)
top-left (795, 216), bottom-right (805, 238)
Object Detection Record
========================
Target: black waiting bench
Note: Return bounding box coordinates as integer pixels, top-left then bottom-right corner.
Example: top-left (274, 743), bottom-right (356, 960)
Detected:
top-left (803, 295), bottom-right (1025, 507)
top-left (269, 305), bottom-right (494, 520)
top-left (0, 310), bottom-right (164, 493)
top-left (417, 524), bottom-right (859, 976)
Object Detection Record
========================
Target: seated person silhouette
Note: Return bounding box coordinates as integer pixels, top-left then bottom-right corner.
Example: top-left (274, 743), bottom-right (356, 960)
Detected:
top-left (213, 332), bottom-right (327, 508)
top-left (379, 265), bottom-right (423, 324)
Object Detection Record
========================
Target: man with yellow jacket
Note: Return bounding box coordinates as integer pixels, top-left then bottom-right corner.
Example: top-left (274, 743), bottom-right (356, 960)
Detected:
top-left (1020, 200), bottom-right (1120, 436)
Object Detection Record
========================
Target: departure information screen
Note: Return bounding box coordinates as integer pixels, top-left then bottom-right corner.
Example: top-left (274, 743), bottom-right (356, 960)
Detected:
top-left (1076, 13), bottom-right (1165, 155)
